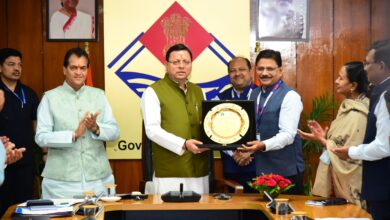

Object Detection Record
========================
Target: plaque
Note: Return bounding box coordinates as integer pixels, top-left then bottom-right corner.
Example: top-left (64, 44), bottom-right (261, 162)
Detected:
top-left (198, 100), bottom-right (255, 150)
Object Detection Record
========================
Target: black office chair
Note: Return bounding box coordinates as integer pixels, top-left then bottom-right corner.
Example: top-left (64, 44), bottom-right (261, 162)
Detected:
top-left (139, 122), bottom-right (243, 194)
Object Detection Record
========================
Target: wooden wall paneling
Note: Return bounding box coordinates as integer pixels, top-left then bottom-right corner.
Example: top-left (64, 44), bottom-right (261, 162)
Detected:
top-left (296, 0), bottom-right (334, 114)
top-left (296, 0), bottom-right (334, 184)
top-left (42, 43), bottom-right (78, 91)
top-left (371, 0), bottom-right (390, 42)
top-left (333, 0), bottom-right (370, 103)
top-left (0, 0), bottom-right (7, 48)
top-left (109, 160), bottom-right (143, 193)
top-left (6, 0), bottom-right (44, 96)
top-left (259, 42), bottom-right (297, 89)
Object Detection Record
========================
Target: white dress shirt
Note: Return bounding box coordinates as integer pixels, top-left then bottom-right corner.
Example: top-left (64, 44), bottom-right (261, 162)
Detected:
top-left (349, 92), bottom-right (390, 160)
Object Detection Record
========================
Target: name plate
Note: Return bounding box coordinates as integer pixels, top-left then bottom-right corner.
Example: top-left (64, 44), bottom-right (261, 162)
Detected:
top-left (198, 100), bottom-right (255, 150)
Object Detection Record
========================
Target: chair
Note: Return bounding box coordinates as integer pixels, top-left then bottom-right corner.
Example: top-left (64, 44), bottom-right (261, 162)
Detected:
top-left (139, 123), bottom-right (243, 194)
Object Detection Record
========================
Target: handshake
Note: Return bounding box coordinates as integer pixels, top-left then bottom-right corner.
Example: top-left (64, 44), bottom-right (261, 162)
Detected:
top-left (232, 151), bottom-right (253, 166)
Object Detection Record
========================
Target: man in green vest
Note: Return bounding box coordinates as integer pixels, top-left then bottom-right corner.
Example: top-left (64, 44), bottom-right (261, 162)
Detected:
top-left (141, 44), bottom-right (210, 194)
top-left (35, 47), bottom-right (120, 198)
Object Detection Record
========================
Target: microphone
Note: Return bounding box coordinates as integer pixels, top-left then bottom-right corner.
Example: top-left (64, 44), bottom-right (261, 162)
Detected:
top-left (179, 183), bottom-right (184, 198)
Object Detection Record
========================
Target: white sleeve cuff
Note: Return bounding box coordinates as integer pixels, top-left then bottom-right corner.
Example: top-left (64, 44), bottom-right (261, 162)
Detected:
top-left (347, 145), bottom-right (359, 160)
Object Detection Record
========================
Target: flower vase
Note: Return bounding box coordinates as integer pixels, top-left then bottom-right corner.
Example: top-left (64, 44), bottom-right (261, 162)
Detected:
top-left (260, 190), bottom-right (280, 200)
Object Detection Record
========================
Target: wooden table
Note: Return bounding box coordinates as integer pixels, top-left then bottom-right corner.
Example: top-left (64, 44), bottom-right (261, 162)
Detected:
top-left (3, 194), bottom-right (372, 220)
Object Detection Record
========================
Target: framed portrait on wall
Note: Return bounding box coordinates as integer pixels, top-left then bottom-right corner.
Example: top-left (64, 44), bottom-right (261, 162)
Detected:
top-left (47, 0), bottom-right (98, 41)
top-left (255, 0), bottom-right (309, 41)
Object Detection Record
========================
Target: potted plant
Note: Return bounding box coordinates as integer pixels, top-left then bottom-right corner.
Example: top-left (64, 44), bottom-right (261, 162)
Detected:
top-left (300, 93), bottom-right (337, 195)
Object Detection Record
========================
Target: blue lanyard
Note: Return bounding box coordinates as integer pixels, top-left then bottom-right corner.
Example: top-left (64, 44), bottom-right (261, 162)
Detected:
top-left (230, 84), bottom-right (255, 100)
top-left (3, 86), bottom-right (26, 108)
top-left (256, 80), bottom-right (282, 125)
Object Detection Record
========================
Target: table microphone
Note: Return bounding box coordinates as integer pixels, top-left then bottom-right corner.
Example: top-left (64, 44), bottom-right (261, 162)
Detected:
top-left (179, 183), bottom-right (184, 199)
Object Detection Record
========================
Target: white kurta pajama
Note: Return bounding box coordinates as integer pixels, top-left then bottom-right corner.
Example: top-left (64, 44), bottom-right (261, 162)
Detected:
top-left (35, 82), bottom-right (119, 198)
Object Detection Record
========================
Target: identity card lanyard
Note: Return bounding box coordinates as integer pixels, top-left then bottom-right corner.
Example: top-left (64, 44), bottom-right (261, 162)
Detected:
top-left (3, 86), bottom-right (26, 108)
top-left (231, 87), bottom-right (254, 100)
top-left (255, 80), bottom-right (282, 127)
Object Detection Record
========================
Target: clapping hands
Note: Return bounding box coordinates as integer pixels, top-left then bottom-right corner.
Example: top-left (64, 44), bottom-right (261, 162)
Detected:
top-left (1, 136), bottom-right (26, 165)
top-left (297, 120), bottom-right (328, 147)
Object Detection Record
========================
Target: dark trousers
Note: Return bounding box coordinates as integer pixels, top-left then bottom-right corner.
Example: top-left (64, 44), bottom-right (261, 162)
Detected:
top-left (367, 200), bottom-right (390, 220)
top-left (283, 172), bottom-right (304, 195)
top-left (0, 164), bottom-right (34, 217)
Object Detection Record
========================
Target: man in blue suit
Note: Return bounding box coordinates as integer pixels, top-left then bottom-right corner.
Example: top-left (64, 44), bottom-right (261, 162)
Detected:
top-left (333, 40), bottom-right (390, 220)
top-left (216, 57), bottom-right (257, 192)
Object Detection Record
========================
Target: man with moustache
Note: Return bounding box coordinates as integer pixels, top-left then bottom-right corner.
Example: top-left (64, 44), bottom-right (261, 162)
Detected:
top-left (50, 0), bottom-right (95, 39)
top-left (239, 49), bottom-right (304, 195)
top-left (0, 48), bottom-right (39, 216)
top-left (141, 44), bottom-right (209, 194)
top-left (332, 40), bottom-right (390, 220)
top-left (215, 57), bottom-right (257, 192)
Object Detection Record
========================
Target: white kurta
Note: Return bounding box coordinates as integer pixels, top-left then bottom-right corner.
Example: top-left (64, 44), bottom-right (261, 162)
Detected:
top-left (50, 10), bottom-right (94, 39)
top-left (35, 83), bottom-right (119, 198)
top-left (141, 87), bottom-right (209, 195)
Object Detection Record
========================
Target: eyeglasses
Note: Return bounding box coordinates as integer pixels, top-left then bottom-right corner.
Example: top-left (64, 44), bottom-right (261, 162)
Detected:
top-left (168, 60), bottom-right (191, 66)
top-left (363, 60), bottom-right (378, 66)
top-left (68, 65), bottom-right (88, 72)
top-left (256, 66), bottom-right (279, 72)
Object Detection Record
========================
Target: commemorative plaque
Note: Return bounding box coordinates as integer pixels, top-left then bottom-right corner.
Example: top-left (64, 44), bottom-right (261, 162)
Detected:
top-left (198, 100), bottom-right (255, 150)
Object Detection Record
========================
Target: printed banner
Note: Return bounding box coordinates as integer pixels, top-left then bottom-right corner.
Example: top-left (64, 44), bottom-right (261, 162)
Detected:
top-left (104, 0), bottom-right (249, 159)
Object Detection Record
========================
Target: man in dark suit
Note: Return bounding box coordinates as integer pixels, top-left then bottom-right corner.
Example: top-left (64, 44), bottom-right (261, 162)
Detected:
top-left (333, 40), bottom-right (390, 220)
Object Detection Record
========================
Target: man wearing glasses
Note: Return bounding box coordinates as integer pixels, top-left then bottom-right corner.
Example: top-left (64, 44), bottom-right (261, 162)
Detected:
top-left (0, 48), bottom-right (39, 216)
top-left (239, 49), bottom-right (305, 195)
top-left (333, 40), bottom-right (390, 220)
top-left (141, 44), bottom-right (210, 195)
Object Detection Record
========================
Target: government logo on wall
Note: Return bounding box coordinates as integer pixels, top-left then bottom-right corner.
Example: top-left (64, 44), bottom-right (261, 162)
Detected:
top-left (104, 0), bottom-right (249, 159)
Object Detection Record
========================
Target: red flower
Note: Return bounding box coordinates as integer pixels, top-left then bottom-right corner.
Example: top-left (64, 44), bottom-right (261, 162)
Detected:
top-left (248, 173), bottom-right (295, 195)
top-left (273, 175), bottom-right (284, 182)
top-left (266, 179), bottom-right (277, 187)
top-left (256, 177), bottom-right (265, 186)
top-left (278, 180), bottom-right (288, 189)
